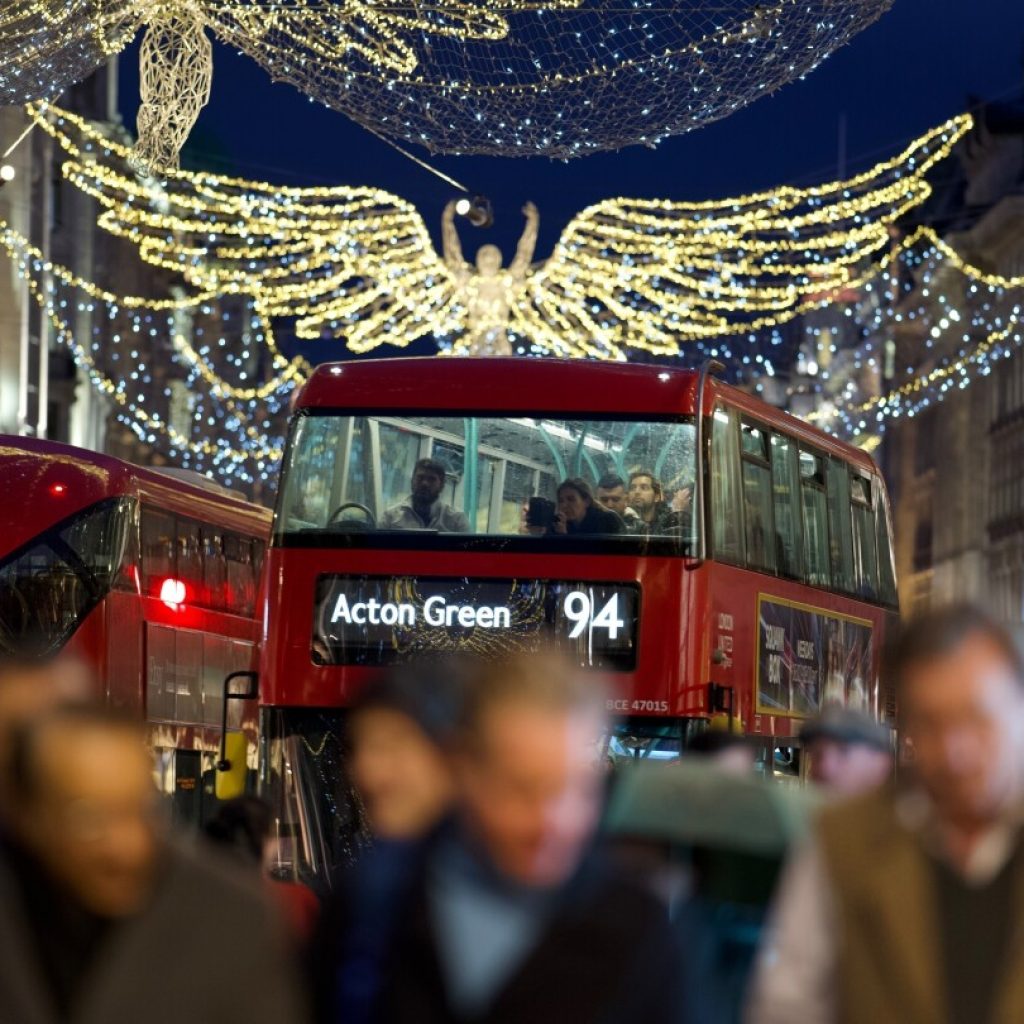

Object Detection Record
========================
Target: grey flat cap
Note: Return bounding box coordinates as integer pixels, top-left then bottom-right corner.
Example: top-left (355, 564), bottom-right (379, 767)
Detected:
top-left (800, 704), bottom-right (892, 751)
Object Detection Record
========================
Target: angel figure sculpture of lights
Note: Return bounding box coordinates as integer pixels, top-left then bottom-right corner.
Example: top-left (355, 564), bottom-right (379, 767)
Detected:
top-left (441, 200), bottom-right (539, 356)
top-left (30, 103), bottom-right (973, 362)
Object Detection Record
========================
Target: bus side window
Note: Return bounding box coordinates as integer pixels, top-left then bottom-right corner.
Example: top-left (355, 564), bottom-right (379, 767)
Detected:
top-left (201, 525), bottom-right (227, 611)
top-left (875, 482), bottom-right (898, 605)
top-left (225, 533), bottom-right (258, 617)
top-left (799, 452), bottom-right (830, 588)
top-left (141, 508), bottom-right (176, 598)
top-left (770, 433), bottom-right (803, 579)
top-left (710, 406), bottom-right (744, 564)
top-left (740, 422), bottom-right (775, 573)
top-left (177, 519), bottom-right (204, 603)
top-left (826, 459), bottom-right (855, 594)
top-left (850, 473), bottom-right (879, 600)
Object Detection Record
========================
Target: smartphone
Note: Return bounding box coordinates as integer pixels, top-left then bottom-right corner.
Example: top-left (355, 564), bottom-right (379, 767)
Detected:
top-left (526, 496), bottom-right (557, 529)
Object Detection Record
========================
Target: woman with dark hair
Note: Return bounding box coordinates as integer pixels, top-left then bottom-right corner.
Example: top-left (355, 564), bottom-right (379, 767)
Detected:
top-left (552, 477), bottom-right (625, 536)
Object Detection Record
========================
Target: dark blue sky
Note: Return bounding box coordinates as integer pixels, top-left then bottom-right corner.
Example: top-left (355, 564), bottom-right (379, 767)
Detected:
top-left (119, 0), bottom-right (1023, 267)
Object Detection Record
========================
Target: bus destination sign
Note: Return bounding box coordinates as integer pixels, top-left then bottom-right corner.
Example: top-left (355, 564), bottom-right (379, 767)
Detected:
top-left (312, 575), bottom-right (639, 671)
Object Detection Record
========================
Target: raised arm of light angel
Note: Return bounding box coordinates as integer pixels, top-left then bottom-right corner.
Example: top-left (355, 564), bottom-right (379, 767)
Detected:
top-left (442, 199), bottom-right (471, 277)
top-left (509, 201), bottom-right (539, 279)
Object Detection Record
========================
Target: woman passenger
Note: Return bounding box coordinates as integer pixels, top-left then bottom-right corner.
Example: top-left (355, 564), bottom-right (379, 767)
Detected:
top-left (551, 477), bottom-right (625, 536)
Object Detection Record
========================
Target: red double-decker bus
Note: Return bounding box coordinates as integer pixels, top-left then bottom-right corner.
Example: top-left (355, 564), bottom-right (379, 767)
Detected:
top-left (0, 436), bottom-right (271, 827)
top-left (261, 358), bottom-right (898, 883)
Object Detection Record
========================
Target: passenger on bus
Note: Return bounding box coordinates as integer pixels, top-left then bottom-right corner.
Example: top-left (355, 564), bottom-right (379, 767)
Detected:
top-left (380, 458), bottom-right (470, 533)
top-left (551, 478), bottom-right (625, 536)
top-left (595, 474), bottom-right (640, 524)
top-left (627, 469), bottom-right (692, 537)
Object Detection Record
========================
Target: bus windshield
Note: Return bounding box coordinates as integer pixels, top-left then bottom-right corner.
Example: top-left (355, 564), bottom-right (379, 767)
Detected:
top-left (277, 413), bottom-right (697, 553)
top-left (0, 497), bottom-right (131, 656)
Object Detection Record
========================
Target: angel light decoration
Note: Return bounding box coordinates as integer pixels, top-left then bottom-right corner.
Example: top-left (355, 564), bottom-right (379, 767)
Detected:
top-left (28, 103), bottom-right (972, 362)
top-left (442, 200), bottom-right (539, 356)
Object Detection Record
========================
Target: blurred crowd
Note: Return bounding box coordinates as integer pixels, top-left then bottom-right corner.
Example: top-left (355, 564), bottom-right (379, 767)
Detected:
top-left (2, 601), bottom-right (1024, 1023)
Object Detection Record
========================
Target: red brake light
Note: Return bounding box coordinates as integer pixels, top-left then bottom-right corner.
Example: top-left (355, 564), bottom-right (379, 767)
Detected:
top-left (160, 578), bottom-right (187, 609)
top-left (49, 483), bottom-right (67, 496)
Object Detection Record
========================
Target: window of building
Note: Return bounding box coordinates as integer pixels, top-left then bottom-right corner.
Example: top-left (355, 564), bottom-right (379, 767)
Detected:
top-left (914, 408), bottom-right (937, 477)
top-left (912, 517), bottom-right (933, 574)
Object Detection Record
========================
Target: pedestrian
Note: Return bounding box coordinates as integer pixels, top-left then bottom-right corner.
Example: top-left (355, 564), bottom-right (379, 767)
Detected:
top-left (319, 651), bottom-right (681, 1024)
top-left (747, 604), bottom-right (1024, 1024)
top-left (204, 794), bottom-right (321, 943)
top-left (0, 702), bottom-right (308, 1024)
top-left (348, 662), bottom-right (462, 841)
top-left (800, 704), bottom-right (892, 796)
top-left (686, 729), bottom-right (756, 777)
top-left (0, 655), bottom-right (91, 811)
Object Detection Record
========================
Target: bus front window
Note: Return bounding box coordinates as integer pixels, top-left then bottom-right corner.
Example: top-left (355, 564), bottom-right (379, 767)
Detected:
top-left (276, 413), bottom-right (697, 552)
top-left (0, 498), bottom-right (131, 657)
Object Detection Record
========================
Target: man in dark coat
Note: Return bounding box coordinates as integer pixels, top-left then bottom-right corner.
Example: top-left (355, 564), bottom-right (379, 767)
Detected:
top-left (323, 653), bottom-right (684, 1024)
top-left (0, 701), bottom-right (307, 1024)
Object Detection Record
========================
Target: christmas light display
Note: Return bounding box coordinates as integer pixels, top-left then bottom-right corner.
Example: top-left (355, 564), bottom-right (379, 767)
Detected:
top-left (30, 102), bottom-right (971, 362)
top-left (1, 0), bottom-right (892, 168)
top-left (0, 0), bottom-right (565, 170)
top-left (4, 101), bottom-right (1005, 482)
top-left (809, 226), bottom-right (1024, 443)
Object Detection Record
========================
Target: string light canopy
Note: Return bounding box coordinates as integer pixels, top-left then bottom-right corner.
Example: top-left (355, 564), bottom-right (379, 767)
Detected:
top-left (30, 101), bottom-right (971, 362)
top-left (1, 0), bottom-right (893, 169)
top-left (0, 0), bottom-right (569, 171)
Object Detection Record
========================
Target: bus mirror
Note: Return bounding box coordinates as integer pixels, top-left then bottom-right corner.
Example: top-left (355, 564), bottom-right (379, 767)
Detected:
top-left (217, 671), bottom-right (259, 773)
top-left (215, 731), bottom-right (249, 801)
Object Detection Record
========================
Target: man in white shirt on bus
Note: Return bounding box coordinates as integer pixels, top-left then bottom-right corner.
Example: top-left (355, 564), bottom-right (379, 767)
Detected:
top-left (380, 458), bottom-right (470, 533)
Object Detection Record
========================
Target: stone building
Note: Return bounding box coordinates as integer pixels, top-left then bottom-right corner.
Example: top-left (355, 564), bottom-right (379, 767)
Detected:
top-left (843, 93), bottom-right (1024, 620)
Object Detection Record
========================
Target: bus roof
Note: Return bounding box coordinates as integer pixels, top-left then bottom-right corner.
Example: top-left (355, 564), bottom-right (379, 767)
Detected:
top-left (296, 358), bottom-right (876, 473)
top-left (0, 435), bottom-right (271, 555)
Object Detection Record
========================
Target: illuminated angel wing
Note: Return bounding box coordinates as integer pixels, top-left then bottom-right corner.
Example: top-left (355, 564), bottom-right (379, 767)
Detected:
top-left (32, 103), bottom-right (461, 348)
top-left (518, 114), bottom-right (973, 359)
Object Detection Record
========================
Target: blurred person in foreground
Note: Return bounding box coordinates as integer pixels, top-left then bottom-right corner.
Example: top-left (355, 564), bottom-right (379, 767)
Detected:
top-left (348, 664), bottom-right (461, 841)
top-left (0, 702), bottom-right (307, 1024)
top-left (748, 604), bottom-right (1024, 1024)
top-left (800, 704), bottom-right (892, 797)
top-left (320, 652), bottom-right (681, 1024)
top-left (204, 794), bottom-right (321, 942)
top-left (686, 728), bottom-right (756, 777)
top-left (0, 655), bottom-right (91, 812)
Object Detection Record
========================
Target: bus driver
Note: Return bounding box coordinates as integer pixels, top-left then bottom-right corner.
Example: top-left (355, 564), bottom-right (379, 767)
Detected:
top-left (380, 458), bottom-right (470, 533)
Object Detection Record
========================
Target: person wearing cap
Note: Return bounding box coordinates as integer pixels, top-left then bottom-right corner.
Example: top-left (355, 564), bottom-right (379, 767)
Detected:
top-left (748, 605), bottom-right (1024, 1024)
top-left (801, 704), bottom-right (892, 797)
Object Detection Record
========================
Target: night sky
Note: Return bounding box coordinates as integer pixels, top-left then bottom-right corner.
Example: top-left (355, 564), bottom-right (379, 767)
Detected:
top-left (116, 0), bottom-right (1024, 360)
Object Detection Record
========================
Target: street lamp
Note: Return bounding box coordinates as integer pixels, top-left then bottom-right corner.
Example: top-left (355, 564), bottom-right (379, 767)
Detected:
top-left (0, 164), bottom-right (15, 184)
